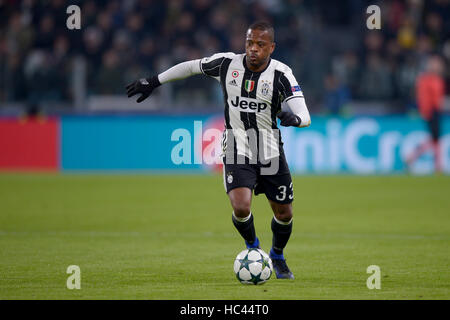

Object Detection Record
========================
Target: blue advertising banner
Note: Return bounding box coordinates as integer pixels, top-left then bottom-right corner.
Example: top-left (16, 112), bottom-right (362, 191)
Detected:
top-left (61, 115), bottom-right (212, 171)
top-left (282, 116), bottom-right (450, 174)
top-left (61, 115), bottom-right (450, 174)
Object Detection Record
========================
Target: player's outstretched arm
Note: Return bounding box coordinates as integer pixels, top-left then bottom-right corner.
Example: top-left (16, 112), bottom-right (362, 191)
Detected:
top-left (126, 59), bottom-right (202, 103)
top-left (278, 97), bottom-right (311, 128)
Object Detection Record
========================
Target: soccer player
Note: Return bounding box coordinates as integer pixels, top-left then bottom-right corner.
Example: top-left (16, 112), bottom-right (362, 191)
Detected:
top-left (126, 21), bottom-right (311, 279)
top-left (405, 55), bottom-right (445, 173)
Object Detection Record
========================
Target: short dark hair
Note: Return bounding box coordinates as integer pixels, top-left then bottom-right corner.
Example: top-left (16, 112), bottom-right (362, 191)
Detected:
top-left (248, 21), bottom-right (274, 42)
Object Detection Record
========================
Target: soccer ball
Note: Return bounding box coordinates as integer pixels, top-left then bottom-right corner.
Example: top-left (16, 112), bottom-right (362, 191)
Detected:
top-left (233, 248), bottom-right (273, 285)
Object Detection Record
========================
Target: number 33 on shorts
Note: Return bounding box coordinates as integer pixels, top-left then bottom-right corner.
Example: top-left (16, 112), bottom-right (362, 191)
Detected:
top-left (275, 182), bottom-right (294, 202)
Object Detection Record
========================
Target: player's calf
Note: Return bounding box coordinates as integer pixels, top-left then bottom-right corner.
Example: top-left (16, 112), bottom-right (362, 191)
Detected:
top-left (229, 187), bottom-right (259, 247)
top-left (268, 202), bottom-right (294, 279)
top-left (232, 211), bottom-right (258, 248)
top-left (270, 218), bottom-right (294, 280)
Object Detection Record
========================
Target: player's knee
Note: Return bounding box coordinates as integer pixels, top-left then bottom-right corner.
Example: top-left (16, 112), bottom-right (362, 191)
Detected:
top-left (229, 188), bottom-right (252, 218)
top-left (274, 204), bottom-right (293, 222)
top-left (233, 202), bottom-right (252, 218)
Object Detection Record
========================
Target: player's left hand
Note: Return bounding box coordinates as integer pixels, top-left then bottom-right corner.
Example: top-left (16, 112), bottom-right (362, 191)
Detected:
top-left (277, 111), bottom-right (301, 127)
top-left (126, 76), bottom-right (160, 103)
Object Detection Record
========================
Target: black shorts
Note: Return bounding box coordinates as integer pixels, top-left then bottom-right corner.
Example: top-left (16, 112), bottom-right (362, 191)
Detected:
top-left (222, 151), bottom-right (294, 204)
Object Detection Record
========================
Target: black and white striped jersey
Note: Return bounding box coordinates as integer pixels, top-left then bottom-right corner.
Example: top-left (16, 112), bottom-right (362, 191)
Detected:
top-left (199, 52), bottom-right (304, 162)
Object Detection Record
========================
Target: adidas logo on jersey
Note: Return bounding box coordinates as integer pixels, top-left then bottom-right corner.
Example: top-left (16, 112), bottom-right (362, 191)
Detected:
top-left (228, 79), bottom-right (238, 87)
top-left (230, 96), bottom-right (268, 112)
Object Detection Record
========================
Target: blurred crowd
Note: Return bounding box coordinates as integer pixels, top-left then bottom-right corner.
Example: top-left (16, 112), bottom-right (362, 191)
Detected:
top-left (0, 0), bottom-right (449, 114)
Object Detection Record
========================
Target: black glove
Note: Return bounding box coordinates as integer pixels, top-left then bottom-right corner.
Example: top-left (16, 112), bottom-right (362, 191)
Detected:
top-left (126, 76), bottom-right (161, 103)
top-left (277, 111), bottom-right (301, 127)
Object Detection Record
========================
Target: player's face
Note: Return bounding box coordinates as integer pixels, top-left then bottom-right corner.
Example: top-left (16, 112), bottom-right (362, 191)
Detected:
top-left (245, 29), bottom-right (275, 70)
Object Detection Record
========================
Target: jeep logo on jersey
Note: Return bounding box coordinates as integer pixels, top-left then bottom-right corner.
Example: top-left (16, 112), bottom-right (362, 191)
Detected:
top-left (230, 96), bottom-right (267, 112)
top-left (244, 80), bottom-right (255, 93)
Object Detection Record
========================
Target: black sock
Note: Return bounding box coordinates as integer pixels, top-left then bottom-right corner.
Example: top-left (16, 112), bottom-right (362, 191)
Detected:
top-left (232, 212), bottom-right (256, 244)
top-left (271, 217), bottom-right (293, 255)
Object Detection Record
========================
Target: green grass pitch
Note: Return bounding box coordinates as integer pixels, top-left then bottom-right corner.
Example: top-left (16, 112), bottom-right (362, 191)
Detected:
top-left (0, 173), bottom-right (449, 300)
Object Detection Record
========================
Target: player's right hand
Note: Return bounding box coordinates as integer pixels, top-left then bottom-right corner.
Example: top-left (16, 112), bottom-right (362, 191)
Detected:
top-left (277, 111), bottom-right (301, 127)
top-left (126, 76), bottom-right (161, 103)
